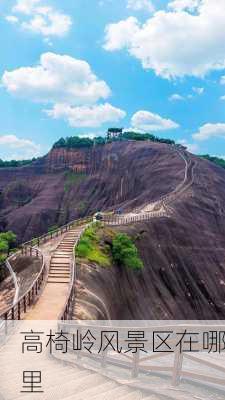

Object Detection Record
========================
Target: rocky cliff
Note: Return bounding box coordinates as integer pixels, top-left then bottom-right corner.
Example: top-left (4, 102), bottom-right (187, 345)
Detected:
top-left (1, 140), bottom-right (225, 319)
top-left (0, 141), bottom-right (184, 242)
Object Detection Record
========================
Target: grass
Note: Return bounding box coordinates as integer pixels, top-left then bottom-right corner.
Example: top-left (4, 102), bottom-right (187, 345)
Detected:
top-left (64, 171), bottom-right (86, 192)
top-left (76, 223), bottom-right (144, 271)
top-left (76, 223), bottom-right (111, 267)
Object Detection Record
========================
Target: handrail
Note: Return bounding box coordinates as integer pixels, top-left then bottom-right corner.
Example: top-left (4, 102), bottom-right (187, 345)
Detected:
top-left (102, 150), bottom-right (195, 226)
top-left (0, 247), bottom-right (46, 322)
top-left (0, 215), bottom-right (93, 324)
top-left (133, 148), bottom-right (189, 214)
top-left (0, 215), bottom-right (93, 322)
top-left (59, 226), bottom-right (87, 321)
top-left (5, 258), bottom-right (19, 306)
top-left (21, 216), bottom-right (93, 251)
top-left (102, 210), bottom-right (169, 225)
top-left (0, 148), bottom-right (195, 322)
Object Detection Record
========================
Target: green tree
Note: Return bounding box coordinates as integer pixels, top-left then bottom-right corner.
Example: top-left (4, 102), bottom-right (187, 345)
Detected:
top-left (112, 233), bottom-right (143, 271)
top-left (0, 240), bottom-right (9, 253)
top-left (0, 231), bottom-right (16, 246)
top-left (0, 231), bottom-right (17, 262)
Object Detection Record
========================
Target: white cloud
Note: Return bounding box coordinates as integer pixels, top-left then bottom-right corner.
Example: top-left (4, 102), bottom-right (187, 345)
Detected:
top-left (220, 75), bottom-right (225, 85)
top-left (13, 0), bottom-right (41, 14)
top-left (169, 94), bottom-right (185, 101)
top-left (168, 0), bottom-right (200, 11)
top-left (2, 52), bottom-right (111, 106)
top-left (104, 17), bottom-right (140, 51)
top-left (169, 86), bottom-right (204, 101)
top-left (104, 0), bottom-right (225, 79)
top-left (220, 95), bottom-right (225, 100)
top-left (127, 0), bottom-right (154, 13)
top-left (131, 110), bottom-right (179, 131)
top-left (5, 15), bottom-right (19, 23)
top-left (9, 0), bottom-right (72, 38)
top-left (192, 86), bottom-right (204, 95)
top-left (21, 7), bottom-right (72, 37)
top-left (45, 103), bottom-right (126, 128)
top-left (0, 134), bottom-right (41, 159)
top-left (193, 123), bottom-right (225, 141)
top-left (178, 138), bottom-right (199, 153)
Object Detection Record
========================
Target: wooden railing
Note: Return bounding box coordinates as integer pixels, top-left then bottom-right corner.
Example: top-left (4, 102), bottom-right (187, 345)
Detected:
top-left (56, 321), bottom-right (225, 391)
top-left (59, 226), bottom-right (87, 321)
top-left (21, 216), bottom-right (92, 251)
top-left (103, 210), bottom-right (168, 225)
top-left (0, 247), bottom-right (46, 326)
top-left (0, 216), bottom-right (92, 323)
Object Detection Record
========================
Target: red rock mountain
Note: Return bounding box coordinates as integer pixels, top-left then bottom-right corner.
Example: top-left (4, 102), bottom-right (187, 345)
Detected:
top-left (1, 140), bottom-right (225, 319)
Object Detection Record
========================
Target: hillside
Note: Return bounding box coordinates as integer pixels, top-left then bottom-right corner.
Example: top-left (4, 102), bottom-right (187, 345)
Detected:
top-left (0, 141), bottom-right (184, 242)
top-left (1, 140), bottom-right (225, 319)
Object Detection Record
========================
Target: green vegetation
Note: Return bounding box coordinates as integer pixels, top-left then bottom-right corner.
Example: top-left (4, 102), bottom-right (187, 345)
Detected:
top-left (54, 136), bottom-right (93, 149)
top-left (76, 223), bottom-right (143, 271)
top-left (112, 233), bottom-right (144, 271)
top-left (76, 223), bottom-right (111, 267)
top-left (201, 154), bottom-right (225, 170)
top-left (53, 131), bottom-right (176, 150)
top-left (54, 136), bottom-right (107, 149)
top-left (0, 158), bottom-right (38, 168)
top-left (0, 231), bottom-right (17, 264)
top-left (120, 131), bottom-right (175, 145)
top-left (64, 171), bottom-right (86, 192)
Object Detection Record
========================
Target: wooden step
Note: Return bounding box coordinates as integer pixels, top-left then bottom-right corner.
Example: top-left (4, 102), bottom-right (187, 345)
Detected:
top-left (50, 261), bottom-right (70, 266)
top-left (58, 244), bottom-right (73, 246)
top-left (50, 268), bottom-right (70, 272)
top-left (57, 247), bottom-right (73, 251)
top-left (56, 248), bottom-right (73, 253)
top-left (47, 279), bottom-right (70, 283)
top-left (51, 255), bottom-right (70, 258)
top-left (49, 273), bottom-right (70, 278)
top-left (50, 264), bottom-right (70, 268)
top-left (53, 254), bottom-right (71, 257)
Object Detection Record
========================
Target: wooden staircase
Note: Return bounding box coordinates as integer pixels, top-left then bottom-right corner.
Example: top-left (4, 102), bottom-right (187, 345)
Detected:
top-left (47, 229), bottom-right (82, 284)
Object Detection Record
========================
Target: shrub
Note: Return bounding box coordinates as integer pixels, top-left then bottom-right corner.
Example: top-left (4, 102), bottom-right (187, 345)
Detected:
top-left (0, 231), bottom-right (17, 264)
top-left (0, 240), bottom-right (9, 253)
top-left (76, 223), bottom-right (111, 267)
top-left (0, 231), bottom-right (16, 245)
top-left (201, 154), bottom-right (225, 170)
top-left (112, 233), bottom-right (143, 271)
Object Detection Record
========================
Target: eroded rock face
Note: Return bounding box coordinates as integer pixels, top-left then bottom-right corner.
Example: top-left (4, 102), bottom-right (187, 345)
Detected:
top-left (1, 140), bottom-right (225, 319)
top-left (0, 141), bottom-right (184, 242)
top-left (44, 148), bottom-right (89, 173)
top-left (73, 150), bottom-right (225, 320)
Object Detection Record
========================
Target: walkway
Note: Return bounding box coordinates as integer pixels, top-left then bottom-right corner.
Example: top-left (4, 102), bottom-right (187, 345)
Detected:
top-left (25, 227), bottom-right (84, 320)
top-left (104, 150), bottom-right (196, 226)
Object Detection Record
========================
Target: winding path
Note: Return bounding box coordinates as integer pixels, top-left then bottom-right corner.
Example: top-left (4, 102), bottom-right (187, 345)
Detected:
top-left (104, 149), bottom-right (196, 226)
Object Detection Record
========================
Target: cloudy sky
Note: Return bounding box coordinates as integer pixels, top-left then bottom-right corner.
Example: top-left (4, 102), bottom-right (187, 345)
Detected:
top-left (1, 0), bottom-right (225, 159)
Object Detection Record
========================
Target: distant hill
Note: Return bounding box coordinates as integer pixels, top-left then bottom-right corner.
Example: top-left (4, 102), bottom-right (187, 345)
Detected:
top-left (201, 154), bottom-right (225, 170)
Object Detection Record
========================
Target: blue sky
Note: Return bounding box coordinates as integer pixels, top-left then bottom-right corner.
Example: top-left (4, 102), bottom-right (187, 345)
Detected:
top-left (0, 0), bottom-right (225, 160)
